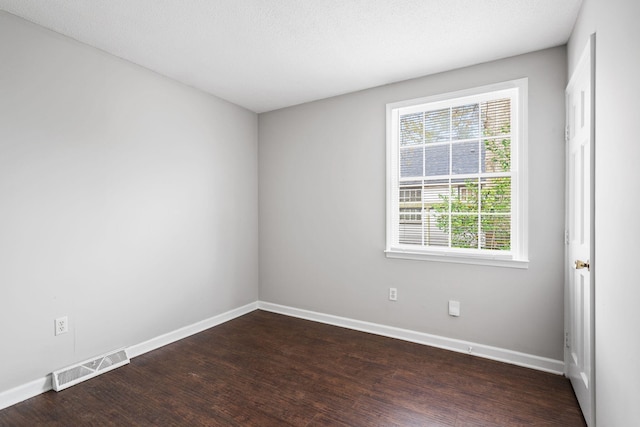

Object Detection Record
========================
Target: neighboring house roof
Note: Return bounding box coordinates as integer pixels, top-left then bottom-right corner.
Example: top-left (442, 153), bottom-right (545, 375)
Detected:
top-left (400, 141), bottom-right (488, 179)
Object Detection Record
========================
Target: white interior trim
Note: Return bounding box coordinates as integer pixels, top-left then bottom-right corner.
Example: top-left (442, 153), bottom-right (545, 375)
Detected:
top-left (258, 301), bottom-right (564, 375)
top-left (0, 376), bottom-right (52, 412)
top-left (128, 301), bottom-right (258, 358)
top-left (0, 301), bottom-right (257, 411)
top-left (385, 248), bottom-right (529, 269)
top-left (385, 78), bottom-right (529, 267)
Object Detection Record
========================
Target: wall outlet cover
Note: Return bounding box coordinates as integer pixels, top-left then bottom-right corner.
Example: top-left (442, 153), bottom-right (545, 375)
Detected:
top-left (448, 300), bottom-right (460, 317)
top-left (55, 316), bottom-right (69, 335)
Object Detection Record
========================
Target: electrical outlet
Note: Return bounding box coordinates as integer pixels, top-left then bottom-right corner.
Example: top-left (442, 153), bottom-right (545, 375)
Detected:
top-left (389, 287), bottom-right (398, 301)
top-left (55, 316), bottom-right (68, 336)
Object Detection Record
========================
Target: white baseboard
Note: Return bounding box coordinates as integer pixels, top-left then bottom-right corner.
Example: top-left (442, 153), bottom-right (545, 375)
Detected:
top-left (0, 376), bottom-right (52, 412)
top-left (128, 301), bottom-right (258, 358)
top-left (257, 301), bottom-right (565, 375)
top-left (0, 301), bottom-right (258, 411)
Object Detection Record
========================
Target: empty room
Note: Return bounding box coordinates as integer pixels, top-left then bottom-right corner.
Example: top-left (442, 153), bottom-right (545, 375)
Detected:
top-left (0, 0), bottom-right (638, 426)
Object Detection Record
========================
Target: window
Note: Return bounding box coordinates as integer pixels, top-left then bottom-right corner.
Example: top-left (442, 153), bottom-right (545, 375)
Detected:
top-left (386, 79), bottom-right (528, 268)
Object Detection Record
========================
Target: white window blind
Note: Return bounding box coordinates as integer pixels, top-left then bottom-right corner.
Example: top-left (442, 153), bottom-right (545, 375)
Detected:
top-left (386, 79), bottom-right (528, 268)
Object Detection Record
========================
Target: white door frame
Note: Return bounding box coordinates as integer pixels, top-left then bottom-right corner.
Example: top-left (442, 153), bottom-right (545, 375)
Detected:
top-left (565, 33), bottom-right (596, 426)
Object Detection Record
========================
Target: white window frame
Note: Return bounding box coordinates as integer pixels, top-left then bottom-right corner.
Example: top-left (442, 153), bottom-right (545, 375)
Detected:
top-left (385, 79), bottom-right (529, 268)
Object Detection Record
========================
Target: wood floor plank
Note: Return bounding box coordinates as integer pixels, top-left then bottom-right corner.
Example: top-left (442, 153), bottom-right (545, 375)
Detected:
top-left (0, 310), bottom-right (586, 426)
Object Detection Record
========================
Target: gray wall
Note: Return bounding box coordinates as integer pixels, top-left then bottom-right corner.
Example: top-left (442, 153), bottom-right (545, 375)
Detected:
top-left (569, 0), bottom-right (640, 424)
top-left (0, 12), bottom-right (258, 393)
top-left (259, 47), bottom-right (567, 360)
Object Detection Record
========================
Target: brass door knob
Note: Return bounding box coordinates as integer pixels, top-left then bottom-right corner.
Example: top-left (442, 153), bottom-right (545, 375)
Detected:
top-left (575, 259), bottom-right (590, 271)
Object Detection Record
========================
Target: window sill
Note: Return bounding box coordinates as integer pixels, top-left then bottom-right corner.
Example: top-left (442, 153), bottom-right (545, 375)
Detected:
top-left (385, 248), bottom-right (529, 269)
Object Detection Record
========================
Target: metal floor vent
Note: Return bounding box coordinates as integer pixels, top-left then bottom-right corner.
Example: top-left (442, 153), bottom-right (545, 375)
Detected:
top-left (52, 348), bottom-right (130, 391)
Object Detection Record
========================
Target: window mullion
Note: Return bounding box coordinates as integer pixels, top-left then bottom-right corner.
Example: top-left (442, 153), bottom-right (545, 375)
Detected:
top-left (477, 102), bottom-right (482, 250)
top-left (448, 107), bottom-right (453, 249)
top-left (422, 112), bottom-right (426, 247)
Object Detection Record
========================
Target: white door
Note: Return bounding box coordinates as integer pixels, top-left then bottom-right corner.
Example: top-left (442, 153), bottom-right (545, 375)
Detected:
top-left (565, 35), bottom-right (595, 426)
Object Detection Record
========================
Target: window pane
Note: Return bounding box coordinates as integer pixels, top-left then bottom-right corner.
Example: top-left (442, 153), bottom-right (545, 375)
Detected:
top-left (424, 108), bottom-right (450, 143)
top-left (451, 179), bottom-right (479, 213)
top-left (400, 112), bottom-right (424, 146)
top-left (452, 104), bottom-right (479, 140)
top-left (481, 215), bottom-right (511, 250)
top-left (480, 177), bottom-right (511, 214)
top-left (481, 98), bottom-right (511, 137)
top-left (450, 214), bottom-right (479, 249)
top-left (452, 140), bottom-right (479, 174)
top-left (483, 138), bottom-right (511, 172)
top-left (399, 208), bottom-right (422, 222)
top-left (433, 214), bottom-right (451, 247)
top-left (399, 187), bottom-right (421, 203)
top-left (400, 146), bottom-right (423, 178)
top-left (422, 182), bottom-right (447, 208)
top-left (399, 224), bottom-right (422, 245)
top-left (424, 144), bottom-right (449, 176)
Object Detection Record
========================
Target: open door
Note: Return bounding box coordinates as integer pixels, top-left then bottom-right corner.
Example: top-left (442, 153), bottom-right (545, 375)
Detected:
top-left (565, 34), bottom-right (595, 426)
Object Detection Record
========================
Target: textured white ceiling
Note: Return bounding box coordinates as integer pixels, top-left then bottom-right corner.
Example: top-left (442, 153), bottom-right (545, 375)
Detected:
top-left (0, 0), bottom-right (582, 113)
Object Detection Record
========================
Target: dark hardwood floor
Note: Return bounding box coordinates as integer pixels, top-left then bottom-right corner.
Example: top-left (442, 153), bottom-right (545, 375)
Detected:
top-left (0, 310), bottom-right (585, 426)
